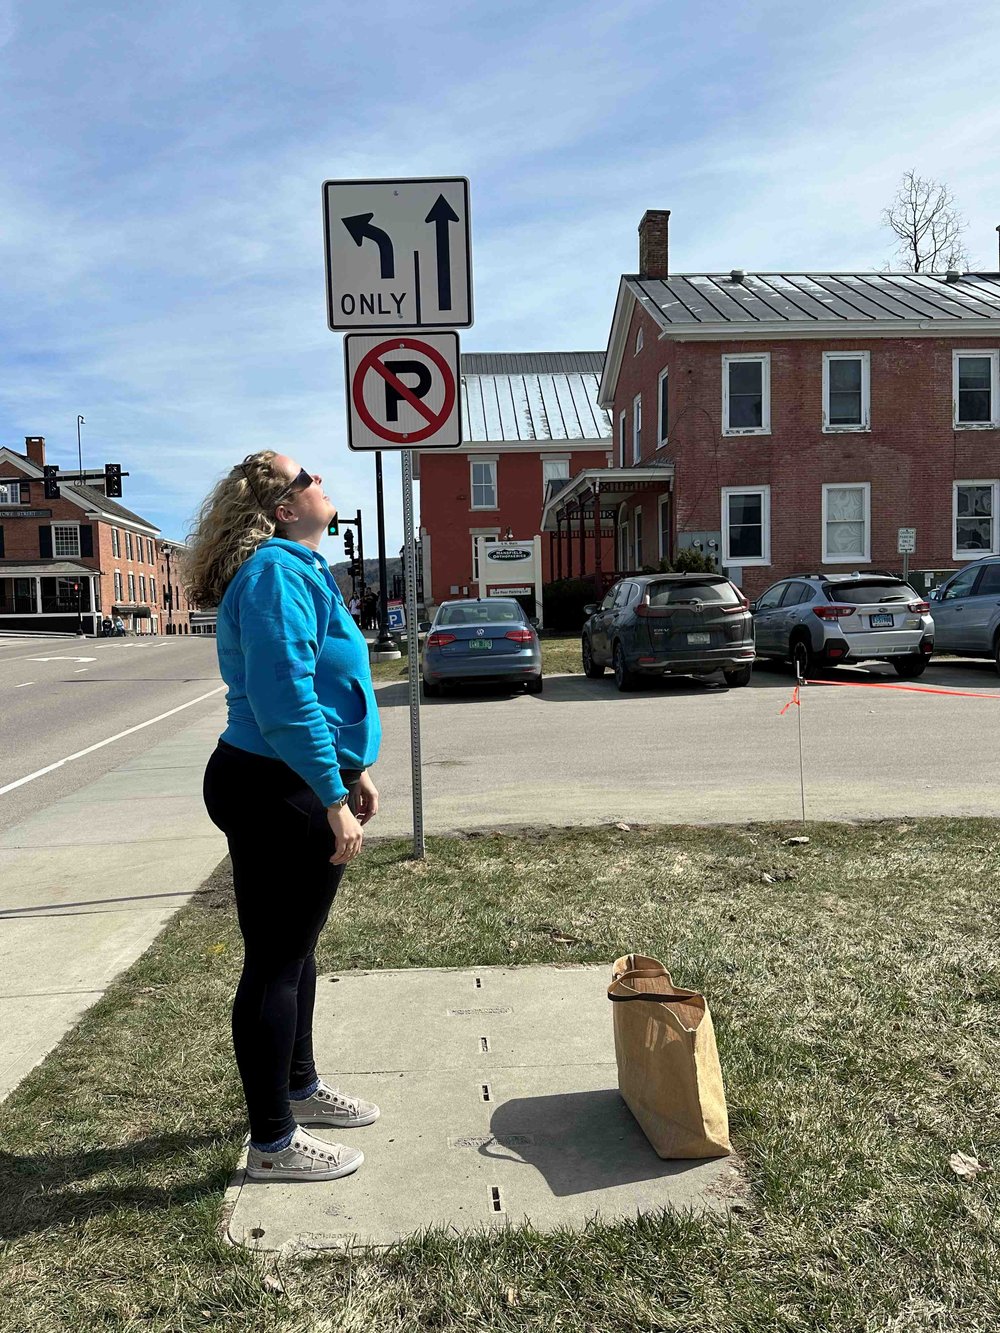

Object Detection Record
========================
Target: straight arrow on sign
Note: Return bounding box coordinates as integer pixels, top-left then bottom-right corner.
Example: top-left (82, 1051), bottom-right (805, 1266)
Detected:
top-left (424, 194), bottom-right (460, 312)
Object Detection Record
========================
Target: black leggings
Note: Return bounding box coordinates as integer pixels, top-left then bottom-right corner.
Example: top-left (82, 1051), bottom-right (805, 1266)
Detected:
top-left (203, 739), bottom-right (348, 1145)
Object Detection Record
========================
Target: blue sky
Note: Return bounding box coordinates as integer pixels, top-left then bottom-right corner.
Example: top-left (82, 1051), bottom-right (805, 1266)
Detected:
top-left (2, 0), bottom-right (999, 559)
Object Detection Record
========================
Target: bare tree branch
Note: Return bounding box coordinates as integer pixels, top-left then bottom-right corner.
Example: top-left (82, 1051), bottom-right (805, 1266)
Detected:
top-left (880, 170), bottom-right (970, 272)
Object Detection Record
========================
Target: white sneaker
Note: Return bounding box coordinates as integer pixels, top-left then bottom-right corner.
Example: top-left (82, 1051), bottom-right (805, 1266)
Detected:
top-left (245, 1127), bottom-right (363, 1182)
top-left (291, 1080), bottom-right (381, 1129)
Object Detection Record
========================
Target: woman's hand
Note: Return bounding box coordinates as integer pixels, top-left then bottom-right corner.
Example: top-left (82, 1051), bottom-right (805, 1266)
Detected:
top-left (352, 771), bottom-right (379, 826)
top-left (327, 803), bottom-right (364, 865)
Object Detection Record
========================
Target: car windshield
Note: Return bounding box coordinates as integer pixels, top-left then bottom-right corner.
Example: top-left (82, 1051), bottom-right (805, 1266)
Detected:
top-left (437, 602), bottom-right (523, 626)
top-left (646, 580), bottom-right (741, 607)
top-left (823, 581), bottom-right (917, 604)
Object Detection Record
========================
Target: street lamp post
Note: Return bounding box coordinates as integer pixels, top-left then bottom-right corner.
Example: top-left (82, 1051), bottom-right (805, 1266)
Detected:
top-left (163, 543), bottom-right (174, 635)
top-left (373, 451), bottom-right (398, 655)
top-left (76, 415), bottom-right (85, 477)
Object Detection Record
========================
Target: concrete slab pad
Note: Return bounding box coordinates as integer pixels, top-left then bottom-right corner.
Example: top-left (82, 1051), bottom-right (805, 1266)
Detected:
top-left (225, 966), bottom-right (741, 1253)
top-left (0, 797), bottom-right (219, 849)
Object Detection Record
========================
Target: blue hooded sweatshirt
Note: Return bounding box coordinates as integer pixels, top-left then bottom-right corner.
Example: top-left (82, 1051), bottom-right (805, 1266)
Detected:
top-left (215, 537), bottom-right (381, 806)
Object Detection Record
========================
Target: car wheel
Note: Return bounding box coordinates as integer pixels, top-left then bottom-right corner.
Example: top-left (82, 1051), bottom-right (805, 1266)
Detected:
top-left (790, 634), bottom-right (814, 680)
top-left (526, 675), bottom-right (544, 695)
top-left (421, 678), bottom-right (440, 698)
top-left (582, 635), bottom-right (605, 678)
top-left (613, 641), bottom-right (640, 692)
top-left (723, 665), bottom-right (753, 687)
top-left (892, 655), bottom-right (928, 679)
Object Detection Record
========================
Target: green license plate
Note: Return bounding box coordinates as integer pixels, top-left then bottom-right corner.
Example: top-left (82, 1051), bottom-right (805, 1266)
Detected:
top-left (469, 639), bottom-right (493, 650)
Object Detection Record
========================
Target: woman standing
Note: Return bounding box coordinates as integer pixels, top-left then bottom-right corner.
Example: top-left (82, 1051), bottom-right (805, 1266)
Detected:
top-left (187, 450), bottom-right (381, 1183)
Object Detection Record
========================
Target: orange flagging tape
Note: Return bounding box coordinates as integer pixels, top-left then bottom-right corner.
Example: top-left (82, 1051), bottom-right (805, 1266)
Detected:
top-left (779, 684), bottom-right (800, 714)
top-left (803, 678), bottom-right (1000, 700)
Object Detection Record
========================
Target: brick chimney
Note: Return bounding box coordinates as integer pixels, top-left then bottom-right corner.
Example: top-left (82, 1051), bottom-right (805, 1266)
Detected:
top-left (638, 210), bottom-right (670, 280)
top-left (25, 436), bottom-right (45, 467)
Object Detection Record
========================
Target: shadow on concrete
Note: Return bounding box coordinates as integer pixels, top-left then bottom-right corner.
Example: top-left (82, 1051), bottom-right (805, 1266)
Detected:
top-left (483, 1088), bottom-right (711, 1197)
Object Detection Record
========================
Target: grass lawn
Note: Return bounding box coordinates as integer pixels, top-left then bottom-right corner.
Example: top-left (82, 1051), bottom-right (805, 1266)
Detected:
top-left (1, 820), bottom-right (998, 1331)
top-left (369, 634), bottom-right (582, 684)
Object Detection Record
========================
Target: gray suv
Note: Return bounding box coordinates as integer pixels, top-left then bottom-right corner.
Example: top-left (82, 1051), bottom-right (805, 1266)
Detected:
top-left (752, 572), bottom-right (934, 677)
top-left (929, 556), bottom-right (1000, 673)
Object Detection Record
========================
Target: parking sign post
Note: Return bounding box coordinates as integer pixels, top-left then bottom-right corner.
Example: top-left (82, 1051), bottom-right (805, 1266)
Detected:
top-left (401, 448), bottom-right (425, 859)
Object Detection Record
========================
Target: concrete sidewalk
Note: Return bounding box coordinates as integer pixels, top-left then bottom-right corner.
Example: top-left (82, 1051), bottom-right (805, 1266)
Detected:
top-left (0, 707), bottom-right (228, 1103)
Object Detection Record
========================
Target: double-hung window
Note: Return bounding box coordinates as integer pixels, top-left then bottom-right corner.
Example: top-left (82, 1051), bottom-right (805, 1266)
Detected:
top-left (954, 351), bottom-right (999, 427)
top-left (470, 459), bottom-right (497, 509)
top-left (542, 457), bottom-right (570, 502)
top-left (632, 395), bottom-right (642, 464)
top-left (127, 572), bottom-right (136, 601)
top-left (618, 411), bottom-right (626, 468)
top-left (125, 531), bottom-right (133, 561)
top-left (823, 352), bottom-right (869, 431)
top-left (0, 480), bottom-right (27, 504)
top-left (151, 576), bottom-right (157, 604)
top-left (52, 524), bottom-right (80, 557)
top-left (721, 487), bottom-right (771, 566)
top-left (471, 533), bottom-right (500, 582)
top-left (112, 527), bottom-right (121, 558)
top-left (822, 483), bottom-right (870, 563)
top-left (657, 368), bottom-right (669, 447)
top-left (139, 575), bottom-right (147, 602)
top-left (723, 354), bottom-right (770, 435)
top-left (954, 481), bottom-right (999, 557)
top-left (114, 571), bottom-right (123, 601)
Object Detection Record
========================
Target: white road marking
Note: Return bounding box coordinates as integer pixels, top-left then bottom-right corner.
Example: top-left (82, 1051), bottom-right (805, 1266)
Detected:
top-left (75, 668), bottom-right (89, 673)
top-left (26, 656), bottom-right (97, 664)
top-left (15, 682), bottom-right (34, 688)
top-left (0, 686), bottom-right (226, 797)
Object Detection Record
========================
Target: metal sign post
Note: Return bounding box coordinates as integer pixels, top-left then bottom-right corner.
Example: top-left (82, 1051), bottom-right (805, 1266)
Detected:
top-left (401, 449), bottom-right (425, 858)
top-left (898, 527), bottom-right (916, 583)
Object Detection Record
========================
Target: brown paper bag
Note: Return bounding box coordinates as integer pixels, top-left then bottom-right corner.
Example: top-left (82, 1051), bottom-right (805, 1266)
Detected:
top-left (608, 953), bottom-right (731, 1159)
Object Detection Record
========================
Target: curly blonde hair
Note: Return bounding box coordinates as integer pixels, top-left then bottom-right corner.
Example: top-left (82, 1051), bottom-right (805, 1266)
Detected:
top-left (183, 450), bottom-right (292, 608)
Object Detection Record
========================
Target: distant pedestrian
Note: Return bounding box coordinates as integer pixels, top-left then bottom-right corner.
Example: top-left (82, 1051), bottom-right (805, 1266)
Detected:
top-left (362, 590), bottom-right (376, 630)
top-left (114, 615), bottom-right (126, 637)
top-left (188, 449), bottom-right (382, 1184)
top-left (348, 594), bottom-right (361, 626)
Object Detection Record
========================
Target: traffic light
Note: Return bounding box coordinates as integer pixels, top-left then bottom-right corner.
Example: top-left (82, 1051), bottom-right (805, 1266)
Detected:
top-left (328, 513), bottom-right (339, 536)
top-left (344, 528), bottom-right (355, 558)
top-left (349, 559), bottom-right (362, 579)
top-left (105, 463), bottom-right (123, 498)
top-left (43, 465), bottom-right (60, 500)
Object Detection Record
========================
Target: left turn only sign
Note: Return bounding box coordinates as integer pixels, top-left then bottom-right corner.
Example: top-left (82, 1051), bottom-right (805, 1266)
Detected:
top-left (345, 333), bottom-right (462, 452)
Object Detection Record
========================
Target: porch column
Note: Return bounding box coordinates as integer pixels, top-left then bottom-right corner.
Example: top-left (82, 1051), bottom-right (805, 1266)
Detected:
top-left (593, 489), bottom-right (603, 597)
top-left (35, 577), bottom-right (43, 614)
top-left (566, 511), bottom-right (574, 579)
top-left (548, 531), bottom-right (555, 583)
top-left (556, 515), bottom-right (564, 580)
top-left (577, 500), bottom-right (586, 576)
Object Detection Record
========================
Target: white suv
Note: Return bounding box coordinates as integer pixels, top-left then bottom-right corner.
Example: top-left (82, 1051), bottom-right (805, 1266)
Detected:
top-left (752, 572), bottom-right (934, 677)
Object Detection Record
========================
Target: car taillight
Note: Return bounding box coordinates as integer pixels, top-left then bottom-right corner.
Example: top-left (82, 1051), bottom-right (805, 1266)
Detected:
top-left (504, 627), bottom-right (535, 644)
top-left (812, 605), bottom-right (855, 622)
top-left (426, 631), bottom-right (456, 647)
top-left (721, 596), bottom-right (750, 614)
top-left (908, 600), bottom-right (930, 613)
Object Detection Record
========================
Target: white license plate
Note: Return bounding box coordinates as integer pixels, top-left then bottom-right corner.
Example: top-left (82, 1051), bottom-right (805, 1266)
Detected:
top-left (687, 632), bottom-right (711, 645)
top-left (870, 613), bottom-right (894, 628)
top-left (468, 639), bottom-right (493, 650)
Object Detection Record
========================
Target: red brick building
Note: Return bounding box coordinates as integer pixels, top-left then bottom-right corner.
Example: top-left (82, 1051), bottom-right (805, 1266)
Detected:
top-left (416, 352), bottom-right (614, 616)
top-left (587, 209), bottom-right (1000, 598)
top-left (0, 435), bottom-right (198, 635)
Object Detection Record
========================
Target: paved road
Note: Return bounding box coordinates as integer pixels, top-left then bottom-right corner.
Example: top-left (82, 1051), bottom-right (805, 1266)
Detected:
top-left (371, 655), bottom-right (1000, 836)
top-left (0, 635), bottom-right (224, 834)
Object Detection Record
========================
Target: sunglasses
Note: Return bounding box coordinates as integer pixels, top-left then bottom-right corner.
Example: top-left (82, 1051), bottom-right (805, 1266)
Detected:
top-left (275, 467), bottom-right (315, 501)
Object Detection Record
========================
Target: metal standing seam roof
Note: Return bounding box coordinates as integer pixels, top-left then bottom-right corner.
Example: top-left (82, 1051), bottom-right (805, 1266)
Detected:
top-left (459, 352), bottom-right (613, 443)
top-left (626, 272), bottom-right (1000, 327)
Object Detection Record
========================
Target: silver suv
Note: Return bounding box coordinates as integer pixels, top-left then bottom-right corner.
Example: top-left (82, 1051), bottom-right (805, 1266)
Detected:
top-left (929, 556), bottom-right (1000, 673)
top-left (752, 572), bottom-right (934, 678)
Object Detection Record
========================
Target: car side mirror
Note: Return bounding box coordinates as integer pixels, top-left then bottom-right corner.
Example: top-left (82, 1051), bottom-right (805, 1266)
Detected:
top-left (529, 617), bottom-right (540, 628)
top-left (583, 603), bottom-right (598, 617)
top-left (749, 601), bottom-right (759, 613)
top-left (418, 621), bottom-right (431, 632)
top-left (928, 589), bottom-right (941, 602)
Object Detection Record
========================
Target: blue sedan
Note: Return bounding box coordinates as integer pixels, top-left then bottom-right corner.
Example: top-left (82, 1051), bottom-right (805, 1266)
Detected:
top-left (420, 598), bottom-right (543, 697)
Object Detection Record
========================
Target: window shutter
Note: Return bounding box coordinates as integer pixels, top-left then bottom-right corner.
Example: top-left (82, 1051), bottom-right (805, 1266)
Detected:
top-left (20, 481), bottom-right (30, 504)
top-left (39, 525), bottom-right (53, 558)
top-left (0, 525), bottom-right (5, 558)
top-left (80, 524), bottom-right (94, 557)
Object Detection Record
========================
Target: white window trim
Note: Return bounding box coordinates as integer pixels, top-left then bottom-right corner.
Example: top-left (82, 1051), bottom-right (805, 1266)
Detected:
top-left (471, 530), bottom-right (501, 581)
top-left (127, 572), bottom-right (136, 601)
top-left (632, 394), bottom-right (642, 464)
top-left (50, 521), bottom-right (81, 558)
top-left (822, 351), bottom-right (870, 432)
top-left (657, 494), bottom-right (671, 561)
top-left (635, 327), bottom-right (644, 355)
top-left (469, 457), bottom-right (498, 511)
top-left (541, 454), bottom-right (571, 502)
top-left (722, 353), bottom-right (771, 436)
top-left (952, 479), bottom-right (1000, 560)
top-left (111, 528), bottom-right (120, 558)
top-left (721, 486), bottom-right (771, 567)
top-left (953, 349), bottom-right (1000, 429)
top-left (634, 505), bottom-right (643, 569)
top-left (657, 367), bottom-right (669, 447)
top-left (114, 570), bottom-right (122, 601)
top-left (618, 411), bottom-right (626, 468)
top-left (821, 482), bottom-right (871, 565)
top-left (0, 479), bottom-right (26, 504)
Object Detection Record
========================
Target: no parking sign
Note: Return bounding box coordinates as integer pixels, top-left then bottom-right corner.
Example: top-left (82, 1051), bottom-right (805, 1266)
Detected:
top-left (344, 332), bottom-right (462, 452)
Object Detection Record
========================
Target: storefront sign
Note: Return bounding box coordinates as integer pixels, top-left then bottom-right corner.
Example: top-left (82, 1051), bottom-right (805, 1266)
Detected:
top-left (0, 508), bottom-right (52, 518)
